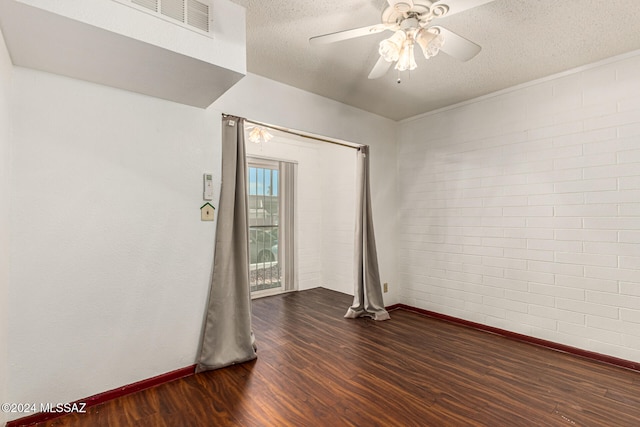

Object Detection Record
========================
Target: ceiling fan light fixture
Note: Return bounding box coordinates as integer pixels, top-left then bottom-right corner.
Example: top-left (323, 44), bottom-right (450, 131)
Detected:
top-left (395, 39), bottom-right (417, 71)
top-left (310, 0), bottom-right (492, 80)
top-left (416, 28), bottom-right (444, 59)
top-left (378, 30), bottom-right (406, 62)
top-left (248, 126), bottom-right (274, 144)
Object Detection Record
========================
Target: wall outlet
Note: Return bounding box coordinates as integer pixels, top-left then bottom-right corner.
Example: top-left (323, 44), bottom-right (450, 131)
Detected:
top-left (383, 282), bottom-right (388, 293)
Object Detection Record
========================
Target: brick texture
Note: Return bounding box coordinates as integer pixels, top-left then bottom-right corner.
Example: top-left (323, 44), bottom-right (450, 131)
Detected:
top-left (398, 53), bottom-right (640, 362)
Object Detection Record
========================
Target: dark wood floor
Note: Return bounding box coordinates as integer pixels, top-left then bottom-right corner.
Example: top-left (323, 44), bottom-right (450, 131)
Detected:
top-left (35, 287), bottom-right (640, 426)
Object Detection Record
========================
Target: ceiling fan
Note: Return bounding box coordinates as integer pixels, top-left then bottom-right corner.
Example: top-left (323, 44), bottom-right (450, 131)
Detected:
top-left (309, 0), bottom-right (495, 79)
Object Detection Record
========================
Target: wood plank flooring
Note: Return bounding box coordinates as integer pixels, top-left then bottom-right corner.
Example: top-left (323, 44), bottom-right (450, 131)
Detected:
top-left (34, 288), bottom-right (640, 426)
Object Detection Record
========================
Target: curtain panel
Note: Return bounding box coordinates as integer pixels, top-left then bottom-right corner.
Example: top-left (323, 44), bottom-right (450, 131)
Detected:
top-left (345, 146), bottom-right (390, 321)
top-left (196, 115), bottom-right (257, 372)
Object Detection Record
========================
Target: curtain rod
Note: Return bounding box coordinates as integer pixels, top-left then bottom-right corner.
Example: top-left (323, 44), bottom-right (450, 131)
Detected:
top-left (223, 113), bottom-right (363, 150)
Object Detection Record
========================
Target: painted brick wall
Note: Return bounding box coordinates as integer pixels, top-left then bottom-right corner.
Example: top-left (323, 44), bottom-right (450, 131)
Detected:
top-left (321, 144), bottom-right (357, 296)
top-left (398, 52), bottom-right (640, 363)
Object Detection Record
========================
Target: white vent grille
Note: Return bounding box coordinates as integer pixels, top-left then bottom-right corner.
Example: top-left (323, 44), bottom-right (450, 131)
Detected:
top-left (161, 0), bottom-right (184, 22)
top-left (132, 0), bottom-right (158, 12)
top-left (187, 0), bottom-right (209, 32)
top-left (114, 0), bottom-right (212, 36)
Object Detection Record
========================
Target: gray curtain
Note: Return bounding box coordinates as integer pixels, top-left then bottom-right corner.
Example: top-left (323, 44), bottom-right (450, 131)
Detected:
top-left (281, 161), bottom-right (297, 292)
top-left (196, 115), bottom-right (257, 372)
top-left (345, 146), bottom-right (390, 321)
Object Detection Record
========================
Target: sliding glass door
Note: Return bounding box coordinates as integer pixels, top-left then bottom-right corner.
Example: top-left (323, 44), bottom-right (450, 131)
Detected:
top-left (248, 157), bottom-right (295, 297)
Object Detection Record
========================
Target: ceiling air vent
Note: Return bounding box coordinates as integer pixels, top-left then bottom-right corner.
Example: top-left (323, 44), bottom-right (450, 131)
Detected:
top-left (187, 0), bottom-right (209, 32)
top-left (114, 0), bottom-right (212, 37)
top-left (132, 0), bottom-right (158, 12)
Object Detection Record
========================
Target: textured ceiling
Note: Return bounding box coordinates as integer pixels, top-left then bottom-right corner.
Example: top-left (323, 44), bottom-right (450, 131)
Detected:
top-left (231, 0), bottom-right (640, 121)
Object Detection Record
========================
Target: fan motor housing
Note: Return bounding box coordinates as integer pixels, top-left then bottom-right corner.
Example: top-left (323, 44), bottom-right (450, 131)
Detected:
top-left (382, 0), bottom-right (448, 25)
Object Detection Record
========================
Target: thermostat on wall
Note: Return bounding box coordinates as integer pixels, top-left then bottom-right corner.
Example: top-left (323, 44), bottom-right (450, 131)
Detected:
top-left (203, 173), bottom-right (214, 200)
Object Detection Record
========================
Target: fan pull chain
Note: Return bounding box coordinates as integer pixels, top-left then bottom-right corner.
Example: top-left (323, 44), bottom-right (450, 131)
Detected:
top-left (396, 69), bottom-right (412, 84)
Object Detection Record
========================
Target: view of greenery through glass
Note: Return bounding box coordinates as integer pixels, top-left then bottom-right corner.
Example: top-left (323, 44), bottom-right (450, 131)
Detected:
top-left (248, 165), bottom-right (281, 293)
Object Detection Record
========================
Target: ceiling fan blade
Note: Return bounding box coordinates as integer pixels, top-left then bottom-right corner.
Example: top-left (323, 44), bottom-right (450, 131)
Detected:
top-left (432, 26), bottom-right (481, 61)
top-left (432, 0), bottom-right (495, 17)
top-left (309, 24), bottom-right (391, 45)
top-left (368, 56), bottom-right (393, 79)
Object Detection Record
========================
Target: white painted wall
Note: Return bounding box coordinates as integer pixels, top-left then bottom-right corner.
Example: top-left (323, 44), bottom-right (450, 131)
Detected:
top-left (7, 68), bottom-right (218, 416)
top-left (213, 73), bottom-right (399, 302)
top-left (398, 51), bottom-right (640, 363)
top-left (320, 144), bottom-right (357, 295)
top-left (0, 26), bottom-right (13, 427)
